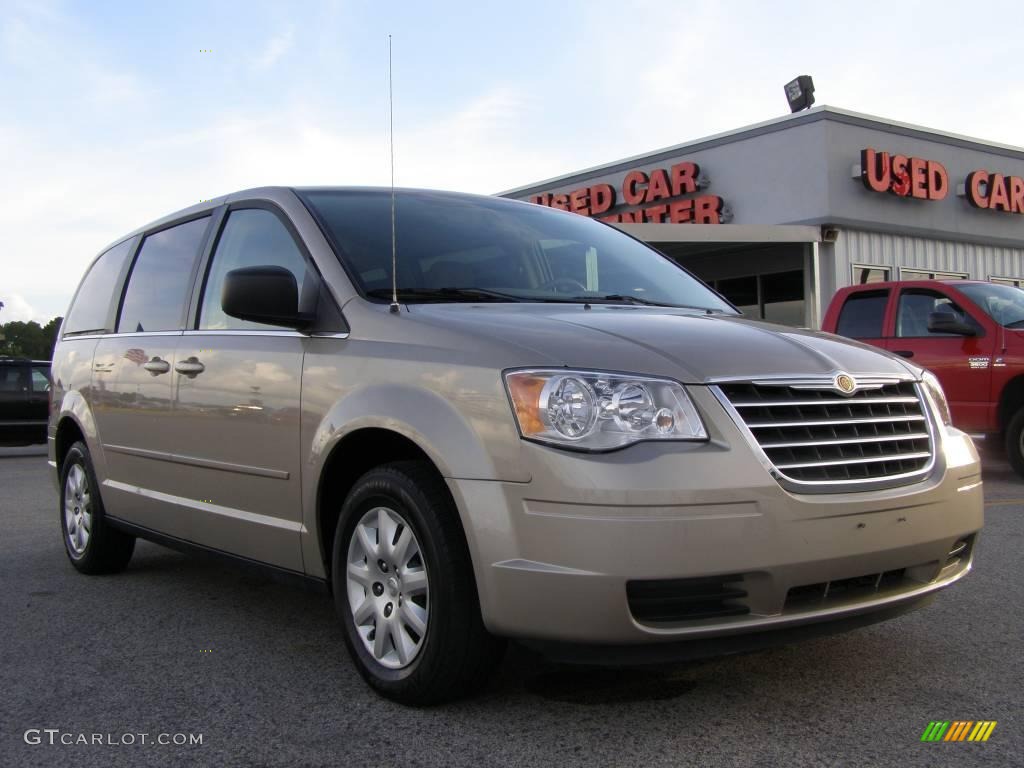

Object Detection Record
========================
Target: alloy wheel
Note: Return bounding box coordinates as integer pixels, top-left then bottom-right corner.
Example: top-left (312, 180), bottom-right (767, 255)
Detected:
top-left (346, 506), bottom-right (429, 669)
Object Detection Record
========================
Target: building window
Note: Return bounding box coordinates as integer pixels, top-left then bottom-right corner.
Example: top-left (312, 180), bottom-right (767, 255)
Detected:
top-left (990, 276), bottom-right (1024, 288)
top-left (762, 270), bottom-right (805, 326)
top-left (852, 265), bottom-right (891, 284)
top-left (716, 275), bottom-right (758, 316)
top-left (898, 268), bottom-right (969, 281)
top-left (714, 270), bottom-right (805, 326)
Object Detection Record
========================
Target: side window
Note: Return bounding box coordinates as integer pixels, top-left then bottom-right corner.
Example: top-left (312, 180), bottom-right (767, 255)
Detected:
top-left (31, 367), bottom-right (51, 392)
top-left (64, 239), bottom-right (134, 335)
top-left (836, 290), bottom-right (889, 338)
top-left (896, 290), bottom-right (981, 337)
top-left (199, 209), bottom-right (309, 330)
top-left (0, 366), bottom-right (28, 394)
top-left (118, 217), bottom-right (210, 333)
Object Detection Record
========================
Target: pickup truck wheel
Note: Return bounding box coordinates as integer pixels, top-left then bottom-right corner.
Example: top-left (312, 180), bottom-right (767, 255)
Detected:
top-left (331, 461), bottom-right (505, 705)
top-left (1005, 410), bottom-right (1024, 478)
top-left (60, 441), bottom-right (135, 574)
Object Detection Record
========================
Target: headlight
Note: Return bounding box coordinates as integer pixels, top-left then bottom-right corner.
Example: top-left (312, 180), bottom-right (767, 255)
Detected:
top-left (504, 369), bottom-right (708, 450)
top-left (921, 370), bottom-right (952, 426)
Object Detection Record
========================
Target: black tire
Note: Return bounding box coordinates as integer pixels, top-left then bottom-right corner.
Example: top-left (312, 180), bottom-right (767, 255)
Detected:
top-left (331, 460), bottom-right (506, 705)
top-left (60, 441), bottom-right (135, 574)
top-left (1006, 409), bottom-right (1024, 478)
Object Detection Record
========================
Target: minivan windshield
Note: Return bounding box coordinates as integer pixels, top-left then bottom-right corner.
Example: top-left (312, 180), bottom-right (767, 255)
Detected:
top-left (958, 282), bottom-right (1024, 328)
top-left (298, 189), bottom-right (736, 312)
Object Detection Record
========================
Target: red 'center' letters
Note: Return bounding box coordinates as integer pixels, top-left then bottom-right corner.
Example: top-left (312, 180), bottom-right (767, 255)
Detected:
top-left (529, 161), bottom-right (726, 224)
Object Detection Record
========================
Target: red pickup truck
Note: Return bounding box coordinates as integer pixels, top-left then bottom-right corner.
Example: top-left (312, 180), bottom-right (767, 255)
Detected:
top-left (823, 279), bottom-right (1024, 476)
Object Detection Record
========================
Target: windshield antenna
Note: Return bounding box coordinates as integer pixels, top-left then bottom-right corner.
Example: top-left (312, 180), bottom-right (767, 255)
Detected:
top-left (387, 34), bottom-right (400, 314)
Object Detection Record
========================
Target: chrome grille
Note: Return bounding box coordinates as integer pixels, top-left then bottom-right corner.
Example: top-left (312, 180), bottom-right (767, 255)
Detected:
top-left (718, 379), bottom-right (934, 488)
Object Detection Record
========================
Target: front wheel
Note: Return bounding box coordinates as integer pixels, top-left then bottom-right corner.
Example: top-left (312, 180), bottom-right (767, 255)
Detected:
top-left (1005, 409), bottom-right (1024, 478)
top-left (332, 461), bottom-right (505, 705)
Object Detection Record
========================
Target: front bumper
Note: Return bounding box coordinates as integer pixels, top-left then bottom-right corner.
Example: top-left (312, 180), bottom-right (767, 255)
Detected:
top-left (448, 389), bottom-right (983, 647)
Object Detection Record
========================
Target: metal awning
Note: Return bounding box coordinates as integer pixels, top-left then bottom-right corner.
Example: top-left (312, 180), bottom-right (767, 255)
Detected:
top-left (611, 223), bottom-right (821, 243)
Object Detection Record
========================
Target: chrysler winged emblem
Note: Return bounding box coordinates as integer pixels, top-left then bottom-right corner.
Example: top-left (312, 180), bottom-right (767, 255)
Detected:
top-left (834, 372), bottom-right (857, 395)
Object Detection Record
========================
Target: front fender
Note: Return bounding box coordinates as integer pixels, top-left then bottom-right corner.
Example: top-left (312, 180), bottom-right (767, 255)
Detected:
top-left (300, 381), bottom-right (529, 580)
top-left (307, 382), bottom-right (524, 482)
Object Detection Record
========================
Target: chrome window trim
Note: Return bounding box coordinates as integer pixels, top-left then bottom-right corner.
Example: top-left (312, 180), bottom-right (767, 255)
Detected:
top-left (710, 378), bottom-right (940, 494)
top-left (60, 330), bottom-right (350, 340)
top-left (61, 330), bottom-right (184, 340)
top-left (182, 329), bottom-right (306, 337)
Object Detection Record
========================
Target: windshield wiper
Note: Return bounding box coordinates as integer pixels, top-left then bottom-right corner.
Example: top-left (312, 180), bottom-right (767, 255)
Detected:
top-left (366, 287), bottom-right (529, 303)
top-left (572, 294), bottom-right (728, 312)
top-left (585, 293), bottom-right (667, 306)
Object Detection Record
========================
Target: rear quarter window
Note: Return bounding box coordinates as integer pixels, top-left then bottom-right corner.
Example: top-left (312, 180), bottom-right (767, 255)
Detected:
top-left (64, 239), bottom-right (135, 335)
top-left (836, 290), bottom-right (889, 339)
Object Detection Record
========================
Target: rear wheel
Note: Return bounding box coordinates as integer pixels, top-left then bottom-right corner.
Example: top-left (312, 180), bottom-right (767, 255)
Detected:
top-left (60, 441), bottom-right (135, 574)
top-left (332, 461), bottom-right (505, 705)
top-left (1006, 409), bottom-right (1024, 478)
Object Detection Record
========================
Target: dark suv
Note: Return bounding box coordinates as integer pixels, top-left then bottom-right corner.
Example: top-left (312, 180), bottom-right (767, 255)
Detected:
top-left (0, 358), bottom-right (50, 446)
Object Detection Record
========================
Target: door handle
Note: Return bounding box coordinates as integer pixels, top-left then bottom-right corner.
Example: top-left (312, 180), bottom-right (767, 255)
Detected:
top-left (175, 357), bottom-right (206, 378)
top-left (143, 356), bottom-right (171, 375)
top-left (893, 350), bottom-right (915, 359)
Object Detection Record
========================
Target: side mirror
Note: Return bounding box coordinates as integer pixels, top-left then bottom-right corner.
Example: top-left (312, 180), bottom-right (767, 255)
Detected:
top-left (927, 310), bottom-right (976, 336)
top-left (222, 266), bottom-right (312, 329)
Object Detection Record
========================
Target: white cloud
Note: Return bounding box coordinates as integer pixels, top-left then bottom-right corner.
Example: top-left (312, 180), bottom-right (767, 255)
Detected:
top-left (4, 0), bottom-right (1024, 324)
top-left (253, 26), bottom-right (294, 70)
top-left (0, 83), bottom-right (568, 321)
top-left (0, 293), bottom-right (43, 323)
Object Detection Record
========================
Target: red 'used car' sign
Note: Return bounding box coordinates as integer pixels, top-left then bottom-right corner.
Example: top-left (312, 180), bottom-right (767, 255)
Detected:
top-left (860, 147), bottom-right (948, 200)
top-left (965, 170), bottom-right (1024, 213)
top-left (529, 161), bottom-right (728, 224)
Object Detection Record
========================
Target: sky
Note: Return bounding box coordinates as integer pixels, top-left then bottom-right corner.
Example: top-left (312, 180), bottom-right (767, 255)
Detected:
top-left (2, 0), bottom-right (1023, 323)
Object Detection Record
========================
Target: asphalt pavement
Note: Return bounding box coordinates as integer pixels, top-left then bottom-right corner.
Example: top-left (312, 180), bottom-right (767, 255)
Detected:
top-left (1, 442), bottom-right (1020, 767)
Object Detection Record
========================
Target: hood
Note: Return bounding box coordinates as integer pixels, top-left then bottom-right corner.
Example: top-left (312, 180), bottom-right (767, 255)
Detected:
top-left (407, 303), bottom-right (917, 383)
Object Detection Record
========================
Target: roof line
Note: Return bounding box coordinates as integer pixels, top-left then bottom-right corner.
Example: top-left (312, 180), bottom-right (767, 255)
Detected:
top-left (496, 105), bottom-right (1024, 197)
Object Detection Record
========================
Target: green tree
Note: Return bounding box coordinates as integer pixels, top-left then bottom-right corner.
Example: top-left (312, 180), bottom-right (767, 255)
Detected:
top-left (41, 316), bottom-right (63, 359)
top-left (0, 316), bottom-right (63, 359)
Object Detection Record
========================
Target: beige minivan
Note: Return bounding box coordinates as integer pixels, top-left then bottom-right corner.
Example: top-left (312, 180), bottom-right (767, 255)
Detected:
top-left (50, 187), bottom-right (983, 704)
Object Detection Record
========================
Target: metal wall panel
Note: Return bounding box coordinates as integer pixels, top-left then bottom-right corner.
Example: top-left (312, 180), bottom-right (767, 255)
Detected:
top-left (832, 229), bottom-right (1024, 288)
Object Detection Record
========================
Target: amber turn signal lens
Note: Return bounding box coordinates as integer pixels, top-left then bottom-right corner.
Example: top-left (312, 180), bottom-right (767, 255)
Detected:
top-left (506, 374), bottom-right (547, 435)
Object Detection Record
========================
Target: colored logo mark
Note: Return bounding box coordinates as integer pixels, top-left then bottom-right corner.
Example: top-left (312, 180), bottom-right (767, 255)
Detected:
top-left (835, 373), bottom-right (856, 394)
top-left (921, 721), bottom-right (997, 742)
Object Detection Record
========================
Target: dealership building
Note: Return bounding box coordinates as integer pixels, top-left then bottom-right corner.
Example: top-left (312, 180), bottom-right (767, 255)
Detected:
top-left (500, 106), bottom-right (1024, 329)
